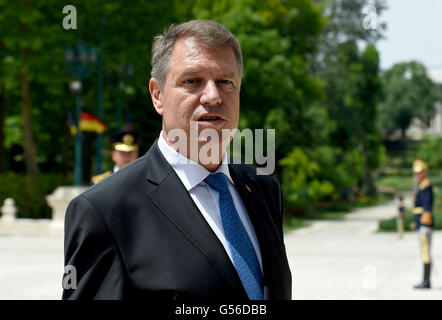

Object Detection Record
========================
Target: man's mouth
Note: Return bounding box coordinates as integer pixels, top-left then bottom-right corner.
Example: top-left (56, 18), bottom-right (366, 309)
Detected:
top-left (198, 116), bottom-right (222, 122)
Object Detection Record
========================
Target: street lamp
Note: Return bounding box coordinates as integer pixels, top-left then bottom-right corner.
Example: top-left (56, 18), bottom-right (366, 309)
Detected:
top-left (65, 38), bottom-right (97, 186)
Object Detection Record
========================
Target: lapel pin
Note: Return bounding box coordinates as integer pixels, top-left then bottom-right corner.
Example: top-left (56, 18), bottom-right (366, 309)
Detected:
top-left (245, 184), bottom-right (252, 192)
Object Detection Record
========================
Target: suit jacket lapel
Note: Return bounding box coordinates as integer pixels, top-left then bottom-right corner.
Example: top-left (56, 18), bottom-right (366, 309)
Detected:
top-left (144, 142), bottom-right (248, 299)
top-left (228, 164), bottom-right (283, 300)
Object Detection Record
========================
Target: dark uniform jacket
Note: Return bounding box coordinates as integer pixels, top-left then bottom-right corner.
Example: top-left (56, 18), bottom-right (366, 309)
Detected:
top-left (90, 171), bottom-right (112, 186)
top-left (63, 141), bottom-right (292, 300)
top-left (413, 178), bottom-right (434, 229)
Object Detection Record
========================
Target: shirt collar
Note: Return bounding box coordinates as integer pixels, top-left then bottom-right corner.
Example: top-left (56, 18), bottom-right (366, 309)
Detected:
top-left (418, 177), bottom-right (431, 190)
top-left (157, 131), bottom-right (234, 191)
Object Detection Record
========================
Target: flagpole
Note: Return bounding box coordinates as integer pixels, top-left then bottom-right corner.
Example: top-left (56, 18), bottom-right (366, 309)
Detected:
top-left (96, 17), bottom-right (104, 174)
top-left (116, 71), bottom-right (122, 129)
top-left (65, 38), bottom-right (96, 186)
top-left (74, 89), bottom-right (83, 186)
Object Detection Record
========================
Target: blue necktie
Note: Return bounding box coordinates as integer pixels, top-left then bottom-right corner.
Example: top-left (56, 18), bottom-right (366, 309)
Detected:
top-left (205, 172), bottom-right (264, 300)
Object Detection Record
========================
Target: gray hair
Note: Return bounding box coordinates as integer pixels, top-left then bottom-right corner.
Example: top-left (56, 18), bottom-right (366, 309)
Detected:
top-left (151, 19), bottom-right (243, 86)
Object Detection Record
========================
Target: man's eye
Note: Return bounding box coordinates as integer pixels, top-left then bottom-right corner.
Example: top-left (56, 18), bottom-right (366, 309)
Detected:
top-left (218, 80), bottom-right (231, 85)
top-left (184, 79), bottom-right (199, 84)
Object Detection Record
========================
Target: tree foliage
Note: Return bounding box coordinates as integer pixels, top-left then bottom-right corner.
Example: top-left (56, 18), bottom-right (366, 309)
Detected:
top-left (416, 136), bottom-right (442, 170)
top-left (306, 0), bottom-right (386, 198)
top-left (0, 0), bottom-right (397, 216)
top-left (379, 61), bottom-right (439, 139)
top-left (0, 0), bottom-right (180, 178)
top-left (192, 0), bottom-right (326, 157)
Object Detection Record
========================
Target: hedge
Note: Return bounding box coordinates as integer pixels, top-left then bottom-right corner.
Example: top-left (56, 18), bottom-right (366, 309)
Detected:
top-left (378, 208), bottom-right (442, 232)
top-left (0, 173), bottom-right (70, 219)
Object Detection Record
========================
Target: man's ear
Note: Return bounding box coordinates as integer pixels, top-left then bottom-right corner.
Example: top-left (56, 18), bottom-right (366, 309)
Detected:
top-left (149, 78), bottom-right (163, 116)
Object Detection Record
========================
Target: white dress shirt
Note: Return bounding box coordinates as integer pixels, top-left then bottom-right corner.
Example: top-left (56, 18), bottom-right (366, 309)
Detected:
top-left (157, 132), bottom-right (263, 272)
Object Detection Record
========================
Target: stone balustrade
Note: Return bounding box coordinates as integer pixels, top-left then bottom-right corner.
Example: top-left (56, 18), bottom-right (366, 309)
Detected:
top-left (0, 186), bottom-right (87, 237)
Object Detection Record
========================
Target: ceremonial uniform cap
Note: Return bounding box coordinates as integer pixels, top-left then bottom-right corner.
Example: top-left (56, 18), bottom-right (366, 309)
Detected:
top-left (413, 158), bottom-right (429, 173)
top-left (111, 130), bottom-right (141, 152)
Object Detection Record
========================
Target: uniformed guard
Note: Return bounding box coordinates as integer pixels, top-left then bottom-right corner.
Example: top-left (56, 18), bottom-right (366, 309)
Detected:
top-left (90, 129), bottom-right (141, 185)
top-left (412, 158), bottom-right (434, 289)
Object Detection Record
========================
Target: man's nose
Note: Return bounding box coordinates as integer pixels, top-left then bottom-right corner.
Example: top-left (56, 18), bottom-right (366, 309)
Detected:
top-left (200, 80), bottom-right (222, 106)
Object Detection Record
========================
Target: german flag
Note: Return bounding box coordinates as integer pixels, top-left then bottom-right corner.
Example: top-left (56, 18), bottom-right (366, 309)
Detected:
top-left (79, 111), bottom-right (107, 133)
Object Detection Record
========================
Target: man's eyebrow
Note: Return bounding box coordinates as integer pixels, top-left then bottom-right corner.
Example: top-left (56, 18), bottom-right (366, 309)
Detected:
top-left (218, 71), bottom-right (237, 79)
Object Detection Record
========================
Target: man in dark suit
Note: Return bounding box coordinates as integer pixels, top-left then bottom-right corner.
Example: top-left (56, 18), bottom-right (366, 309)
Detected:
top-left (63, 19), bottom-right (292, 300)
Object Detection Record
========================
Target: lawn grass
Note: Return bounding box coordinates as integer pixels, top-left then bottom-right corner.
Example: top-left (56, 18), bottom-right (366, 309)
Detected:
top-left (283, 168), bottom-right (442, 234)
top-left (375, 172), bottom-right (413, 193)
top-left (378, 207), bottom-right (442, 232)
top-left (283, 215), bottom-right (308, 233)
top-left (377, 169), bottom-right (442, 232)
top-left (283, 192), bottom-right (395, 233)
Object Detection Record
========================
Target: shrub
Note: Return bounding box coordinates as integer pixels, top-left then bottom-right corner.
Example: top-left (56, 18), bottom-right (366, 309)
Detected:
top-left (379, 208), bottom-right (442, 232)
top-left (0, 173), bottom-right (70, 219)
top-left (416, 136), bottom-right (442, 170)
top-left (279, 147), bottom-right (335, 210)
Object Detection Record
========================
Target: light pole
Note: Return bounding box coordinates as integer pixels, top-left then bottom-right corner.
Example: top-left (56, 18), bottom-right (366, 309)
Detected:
top-left (96, 17), bottom-right (104, 174)
top-left (116, 63), bottom-right (134, 129)
top-left (65, 39), bottom-right (96, 186)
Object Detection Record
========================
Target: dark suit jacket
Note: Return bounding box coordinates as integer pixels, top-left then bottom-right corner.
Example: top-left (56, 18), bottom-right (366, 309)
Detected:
top-left (62, 141), bottom-right (292, 300)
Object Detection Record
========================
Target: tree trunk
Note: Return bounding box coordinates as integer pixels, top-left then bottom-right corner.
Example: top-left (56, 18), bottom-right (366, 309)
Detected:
top-left (0, 82), bottom-right (5, 172)
top-left (361, 141), bottom-right (376, 197)
top-left (19, 67), bottom-right (38, 177)
top-left (0, 38), bottom-right (5, 173)
top-left (401, 127), bottom-right (407, 167)
top-left (364, 163), bottom-right (376, 197)
top-left (62, 113), bottom-right (70, 178)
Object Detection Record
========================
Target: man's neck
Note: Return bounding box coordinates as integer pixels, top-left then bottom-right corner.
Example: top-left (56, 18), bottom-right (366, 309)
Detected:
top-left (161, 130), bottom-right (225, 172)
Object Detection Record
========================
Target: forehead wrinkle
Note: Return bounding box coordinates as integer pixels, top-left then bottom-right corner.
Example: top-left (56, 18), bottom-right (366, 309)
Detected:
top-left (169, 37), bottom-right (240, 83)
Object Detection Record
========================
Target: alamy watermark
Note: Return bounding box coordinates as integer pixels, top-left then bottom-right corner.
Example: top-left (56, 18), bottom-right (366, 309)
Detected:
top-left (362, 4), bottom-right (377, 30)
top-left (62, 5), bottom-right (77, 30)
top-left (63, 265), bottom-right (77, 290)
top-left (165, 121), bottom-right (276, 175)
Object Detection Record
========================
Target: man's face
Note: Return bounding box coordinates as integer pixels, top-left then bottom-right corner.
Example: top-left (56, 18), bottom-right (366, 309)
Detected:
top-left (414, 170), bottom-right (427, 182)
top-left (112, 150), bottom-right (138, 169)
top-left (149, 37), bottom-right (241, 159)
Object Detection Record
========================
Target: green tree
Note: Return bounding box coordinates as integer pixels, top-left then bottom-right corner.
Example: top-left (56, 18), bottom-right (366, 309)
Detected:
top-left (312, 0), bottom-right (387, 197)
top-left (0, 0), bottom-right (74, 177)
top-left (314, 0), bottom-right (387, 70)
top-left (0, 0), bottom-right (181, 181)
top-left (319, 41), bottom-right (383, 196)
top-left (0, 39), bottom-right (6, 172)
top-left (359, 44), bottom-right (384, 195)
top-left (378, 61), bottom-right (439, 164)
top-left (379, 61), bottom-right (439, 140)
top-left (416, 136), bottom-right (442, 170)
top-left (193, 0), bottom-right (326, 167)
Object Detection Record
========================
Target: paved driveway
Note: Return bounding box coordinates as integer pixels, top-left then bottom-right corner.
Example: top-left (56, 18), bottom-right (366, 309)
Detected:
top-left (0, 198), bottom-right (441, 299)
top-left (285, 199), bottom-right (442, 299)
top-left (0, 235), bottom-right (63, 299)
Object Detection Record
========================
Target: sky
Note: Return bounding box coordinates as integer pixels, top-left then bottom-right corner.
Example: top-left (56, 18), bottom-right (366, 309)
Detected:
top-left (377, 0), bottom-right (442, 71)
